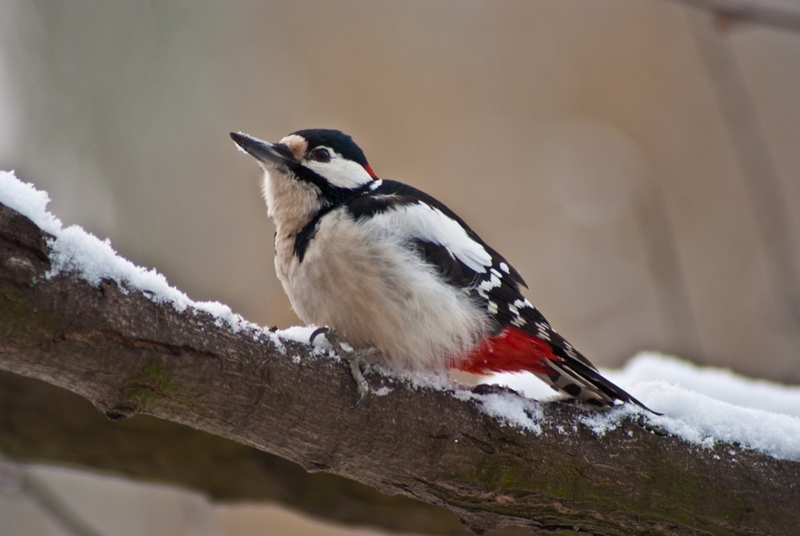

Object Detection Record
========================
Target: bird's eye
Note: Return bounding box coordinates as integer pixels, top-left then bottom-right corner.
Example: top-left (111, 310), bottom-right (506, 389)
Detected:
top-left (310, 148), bottom-right (331, 163)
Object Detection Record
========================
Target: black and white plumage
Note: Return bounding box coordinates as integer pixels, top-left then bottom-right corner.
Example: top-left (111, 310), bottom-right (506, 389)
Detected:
top-left (231, 128), bottom-right (652, 410)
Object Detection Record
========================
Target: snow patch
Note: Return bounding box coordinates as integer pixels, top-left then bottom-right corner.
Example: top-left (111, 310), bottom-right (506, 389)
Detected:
top-left (273, 325), bottom-right (343, 362)
top-left (455, 390), bottom-right (543, 434)
top-left (0, 171), bottom-right (353, 359)
top-left (637, 381), bottom-right (800, 459)
top-left (376, 365), bottom-right (543, 432)
top-left (0, 170), bottom-right (61, 234)
top-left (0, 171), bottom-right (261, 335)
top-left (483, 351), bottom-right (800, 461)
top-left (576, 405), bottom-right (637, 437)
top-left (571, 382), bottom-right (800, 460)
top-left (605, 352), bottom-right (800, 417)
top-left (275, 325), bottom-right (323, 346)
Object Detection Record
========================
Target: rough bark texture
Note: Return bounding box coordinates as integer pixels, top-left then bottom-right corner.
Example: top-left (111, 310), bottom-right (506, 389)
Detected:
top-left (0, 372), bottom-right (470, 535)
top-left (1, 201), bottom-right (799, 535)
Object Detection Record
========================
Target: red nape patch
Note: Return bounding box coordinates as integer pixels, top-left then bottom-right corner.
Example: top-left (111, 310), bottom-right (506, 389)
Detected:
top-left (364, 164), bottom-right (377, 179)
top-left (458, 326), bottom-right (562, 376)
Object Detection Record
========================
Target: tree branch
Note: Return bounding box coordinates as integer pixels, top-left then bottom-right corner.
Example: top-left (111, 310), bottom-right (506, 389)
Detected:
top-left (1, 200), bottom-right (799, 535)
top-left (663, 0), bottom-right (800, 32)
top-left (0, 371), bottom-right (468, 535)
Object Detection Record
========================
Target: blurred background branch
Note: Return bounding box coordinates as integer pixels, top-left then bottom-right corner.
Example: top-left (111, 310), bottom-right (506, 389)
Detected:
top-left (688, 11), bottom-right (800, 346)
top-left (665, 0), bottom-right (800, 32)
top-left (0, 456), bottom-right (107, 536)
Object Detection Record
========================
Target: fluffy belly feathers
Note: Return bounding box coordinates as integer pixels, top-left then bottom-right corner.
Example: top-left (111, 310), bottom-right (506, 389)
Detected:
top-left (274, 212), bottom-right (489, 370)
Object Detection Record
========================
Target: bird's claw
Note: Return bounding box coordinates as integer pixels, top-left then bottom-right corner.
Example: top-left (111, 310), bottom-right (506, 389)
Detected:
top-left (310, 327), bottom-right (377, 409)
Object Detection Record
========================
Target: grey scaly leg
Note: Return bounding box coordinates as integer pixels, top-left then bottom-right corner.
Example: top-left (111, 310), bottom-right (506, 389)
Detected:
top-left (310, 327), bottom-right (378, 408)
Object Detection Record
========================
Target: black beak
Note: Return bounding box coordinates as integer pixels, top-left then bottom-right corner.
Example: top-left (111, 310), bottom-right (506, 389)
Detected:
top-left (230, 132), bottom-right (295, 167)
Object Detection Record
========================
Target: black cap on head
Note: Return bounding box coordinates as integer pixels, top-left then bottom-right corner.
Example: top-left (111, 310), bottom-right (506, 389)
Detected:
top-left (291, 129), bottom-right (369, 167)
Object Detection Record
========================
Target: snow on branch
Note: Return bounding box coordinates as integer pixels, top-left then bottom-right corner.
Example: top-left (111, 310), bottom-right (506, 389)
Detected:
top-left (1, 171), bottom-right (799, 535)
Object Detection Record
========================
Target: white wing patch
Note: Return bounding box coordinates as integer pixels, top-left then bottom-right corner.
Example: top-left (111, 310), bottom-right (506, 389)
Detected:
top-left (378, 202), bottom-right (492, 273)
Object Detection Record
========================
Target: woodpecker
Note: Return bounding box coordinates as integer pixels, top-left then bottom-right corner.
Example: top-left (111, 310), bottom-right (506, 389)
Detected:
top-left (231, 129), bottom-right (652, 411)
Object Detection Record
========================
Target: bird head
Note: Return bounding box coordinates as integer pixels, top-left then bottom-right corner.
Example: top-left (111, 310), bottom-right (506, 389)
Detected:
top-left (231, 129), bottom-right (379, 227)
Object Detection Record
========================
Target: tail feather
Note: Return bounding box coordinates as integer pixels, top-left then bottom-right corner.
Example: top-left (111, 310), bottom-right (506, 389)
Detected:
top-left (539, 362), bottom-right (615, 406)
top-left (544, 359), bottom-right (659, 413)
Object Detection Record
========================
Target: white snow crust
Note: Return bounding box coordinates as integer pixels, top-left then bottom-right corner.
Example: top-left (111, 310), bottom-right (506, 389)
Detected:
top-left (605, 352), bottom-right (800, 417)
top-left (369, 365), bottom-right (544, 432)
top-left (3, 170), bottom-right (799, 461)
top-left (485, 352), bottom-right (800, 461)
top-left (0, 171), bottom-right (311, 351)
top-left (454, 388), bottom-right (544, 433)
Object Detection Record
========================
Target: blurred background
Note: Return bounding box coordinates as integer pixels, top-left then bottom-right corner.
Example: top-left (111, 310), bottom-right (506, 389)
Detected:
top-left (0, 0), bottom-right (798, 534)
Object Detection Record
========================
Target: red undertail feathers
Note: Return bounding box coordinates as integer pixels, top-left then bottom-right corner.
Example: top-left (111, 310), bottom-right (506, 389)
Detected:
top-left (460, 326), bottom-right (656, 412)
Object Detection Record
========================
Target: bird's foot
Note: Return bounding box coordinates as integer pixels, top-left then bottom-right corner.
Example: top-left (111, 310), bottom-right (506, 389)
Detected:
top-left (310, 327), bottom-right (379, 409)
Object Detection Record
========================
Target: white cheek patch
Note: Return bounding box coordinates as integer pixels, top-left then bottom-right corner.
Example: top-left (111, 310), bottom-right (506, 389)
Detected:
top-left (306, 154), bottom-right (374, 190)
top-left (372, 202), bottom-right (492, 273)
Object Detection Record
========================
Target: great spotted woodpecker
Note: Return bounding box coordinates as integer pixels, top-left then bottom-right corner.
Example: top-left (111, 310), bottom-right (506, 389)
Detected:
top-left (231, 129), bottom-right (651, 411)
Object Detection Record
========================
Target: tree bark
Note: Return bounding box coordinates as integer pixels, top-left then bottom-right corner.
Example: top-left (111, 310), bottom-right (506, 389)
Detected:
top-left (0, 372), bottom-right (470, 535)
top-left (1, 201), bottom-right (799, 535)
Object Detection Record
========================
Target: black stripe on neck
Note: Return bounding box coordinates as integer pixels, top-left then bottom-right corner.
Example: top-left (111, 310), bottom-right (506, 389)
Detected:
top-left (292, 183), bottom-right (374, 262)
